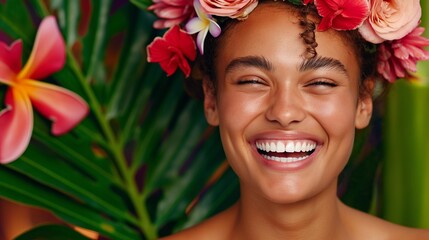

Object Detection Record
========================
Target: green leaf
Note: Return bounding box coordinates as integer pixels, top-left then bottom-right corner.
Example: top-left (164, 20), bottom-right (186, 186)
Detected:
top-left (0, 167), bottom-right (139, 239)
top-left (288, 0), bottom-right (304, 6)
top-left (118, 64), bottom-right (164, 147)
top-left (174, 168), bottom-right (239, 232)
top-left (8, 145), bottom-right (135, 225)
top-left (14, 224), bottom-right (90, 240)
top-left (154, 131), bottom-right (226, 227)
top-left (144, 100), bottom-right (208, 194)
top-left (31, 124), bottom-right (114, 183)
top-left (132, 74), bottom-right (187, 168)
top-left (27, 0), bottom-right (49, 17)
top-left (106, 9), bottom-right (155, 120)
top-left (50, 0), bottom-right (81, 47)
top-left (82, 0), bottom-right (112, 81)
top-left (0, 0), bottom-right (34, 43)
top-left (130, 0), bottom-right (153, 10)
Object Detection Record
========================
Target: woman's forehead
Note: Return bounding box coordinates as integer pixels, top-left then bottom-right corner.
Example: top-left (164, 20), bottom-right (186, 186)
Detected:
top-left (216, 4), bottom-right (359, 79)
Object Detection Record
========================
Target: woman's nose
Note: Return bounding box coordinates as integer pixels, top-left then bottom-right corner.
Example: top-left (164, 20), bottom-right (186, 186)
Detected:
top-left (265, 87), bottom-right (306, 127)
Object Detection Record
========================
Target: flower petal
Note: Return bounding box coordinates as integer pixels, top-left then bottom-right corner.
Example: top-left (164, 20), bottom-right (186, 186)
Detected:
top-left (196, 27), bottom-right (209, 54)
top-left (170, 48), bottom-right (192, 77)
top-left (317, 13), bottom-right (335, 31)
top-left (315, 0), bottom-right (369, 31)
top-left (0, 40), bottom-right (22, 84)
top-left (164, 25), bottom-right (196, 61)
top-left (147, 37), bottom-right (172, 63)
top-left (209, 20), bottom-right (221, 37)
top-left (18, 16), bottom-right (66, 80)
top-left (22, 80), bottom-right (89, 135)
top-left (147, 26), bottom-right (196, 77)
top-left (331, 0), bottom-right (369, 30)
top-left (153, 17), bottom-right (187, 29)
top-left (148, 0), bottom-right (195, 28)
top-left (358, 20), bottom-right (384, 44)
top-left (193, 0), bottom-right (209, 20)
top-left (186, 17), bottom-right (206, 35)
top-left (0, 88), bottom-right (33, 164)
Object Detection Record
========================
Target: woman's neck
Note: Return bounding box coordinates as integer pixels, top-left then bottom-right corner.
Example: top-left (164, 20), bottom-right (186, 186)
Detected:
top-left (229, 180), bottom-right (351, 240)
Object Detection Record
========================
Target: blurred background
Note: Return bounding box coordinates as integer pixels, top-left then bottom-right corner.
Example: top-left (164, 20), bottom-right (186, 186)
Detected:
top-left (0, 0), bottom-right (428, 239)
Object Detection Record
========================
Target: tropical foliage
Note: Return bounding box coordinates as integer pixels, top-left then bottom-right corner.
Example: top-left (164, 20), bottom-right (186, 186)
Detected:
top-left (0, 0), bottom-right (427, 239)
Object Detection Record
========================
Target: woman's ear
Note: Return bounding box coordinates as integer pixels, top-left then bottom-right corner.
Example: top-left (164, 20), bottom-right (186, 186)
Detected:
top-left (355, 79), bottom-right (374, 129)
top-left (203, 78), bottom-right (219, 126)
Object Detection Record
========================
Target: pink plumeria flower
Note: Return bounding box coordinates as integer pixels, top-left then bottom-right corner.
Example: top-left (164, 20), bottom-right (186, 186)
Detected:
top-left (0, 16), bottom-right (89, 164)
top-left (185, 0), bottom-right (221, 54)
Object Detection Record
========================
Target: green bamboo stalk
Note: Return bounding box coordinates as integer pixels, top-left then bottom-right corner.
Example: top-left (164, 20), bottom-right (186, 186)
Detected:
top-left (418, 0), bottom-right (429, 228)
top-left (383, 81), bottom-right (429, 227)
top-left (381, 0), bottom-right (429, 228)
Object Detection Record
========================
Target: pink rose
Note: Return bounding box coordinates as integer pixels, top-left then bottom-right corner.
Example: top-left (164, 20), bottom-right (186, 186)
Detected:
top-left (199, 0), bottom-right (258, 19)
top-left (377, 27), bottom-right (429, 82)
top-left (358, 0), bottom-right (421, 44)
top-left (148, 0), bottom-right (195, 29)
top-left (314, 0), bottom-right (369, 31)
top-left (147, 26), bottom-right (197, 77)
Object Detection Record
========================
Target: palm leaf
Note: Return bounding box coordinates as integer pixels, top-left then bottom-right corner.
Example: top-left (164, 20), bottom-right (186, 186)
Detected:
top-left (0, 1), bottom-right (232, 239)
top-left (15, 225), bottom-right (90, 240)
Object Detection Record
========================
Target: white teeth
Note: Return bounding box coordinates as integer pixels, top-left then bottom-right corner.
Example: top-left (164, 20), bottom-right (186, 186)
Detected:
top-left (270, 142), bottom-right (276, 152)
top-left (262, 154), bottom-right (309, 163)
top-left (301, 142), bottom-right (307, 151)
top-left (277, 142), bottom-right (285, 152)
top-left (285, 142), bottom-right (294, 152)
top-left (295, 142), bottom-right (302, 152)
top-left (256, 140), bottom-right (317, 153)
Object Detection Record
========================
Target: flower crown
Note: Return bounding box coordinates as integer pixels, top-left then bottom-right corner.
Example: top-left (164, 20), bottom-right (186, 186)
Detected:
top-left (146, 0), bottom-right (429, 83)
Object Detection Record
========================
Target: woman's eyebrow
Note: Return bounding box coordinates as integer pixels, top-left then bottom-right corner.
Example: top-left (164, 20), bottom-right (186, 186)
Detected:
top-left (299, 56), bottom-right (348, 76)
top-left (225, 56), bottom-right (274, 73)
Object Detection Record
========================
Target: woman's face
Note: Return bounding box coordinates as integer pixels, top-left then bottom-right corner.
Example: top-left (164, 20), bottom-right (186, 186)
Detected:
top-left (203, 4), bottom-right (373, 203)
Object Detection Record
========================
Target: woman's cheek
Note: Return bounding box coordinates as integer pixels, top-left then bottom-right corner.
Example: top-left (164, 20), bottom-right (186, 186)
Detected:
top-left (218, 91), bottom-right (267, 127)
top-left (305, 93), bottom-right (357, 134)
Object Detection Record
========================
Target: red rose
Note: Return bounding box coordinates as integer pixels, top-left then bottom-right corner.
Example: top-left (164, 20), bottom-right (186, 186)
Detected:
top-left (147, 25), bottom-right (196, 77)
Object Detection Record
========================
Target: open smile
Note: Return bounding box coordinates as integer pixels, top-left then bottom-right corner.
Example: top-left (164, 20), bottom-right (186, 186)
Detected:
top-left (255, 140), bottom-right (317, 163)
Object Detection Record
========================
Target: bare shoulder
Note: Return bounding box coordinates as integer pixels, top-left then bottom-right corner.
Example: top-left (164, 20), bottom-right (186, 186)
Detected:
top-left (160, 205), bottom-right (237, 240)
top-left (376, 220), bottom-right (429, 240)
top-left (342, 203), bottom-right (429, 240)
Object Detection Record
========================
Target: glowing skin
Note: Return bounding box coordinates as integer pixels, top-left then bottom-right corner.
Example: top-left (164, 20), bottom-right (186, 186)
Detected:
top-left (162, 3), bottom-right (429, 240)
top-left (204, 5), bottom-right (371, 204)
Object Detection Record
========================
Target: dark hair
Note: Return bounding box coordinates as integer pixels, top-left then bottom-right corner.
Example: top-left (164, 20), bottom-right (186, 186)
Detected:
top-left (185, 0), bottom-right (379, 99)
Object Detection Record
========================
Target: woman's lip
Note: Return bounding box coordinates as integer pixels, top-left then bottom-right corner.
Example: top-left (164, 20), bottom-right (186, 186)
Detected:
top-left (249, 130), bottom-right (323, 144)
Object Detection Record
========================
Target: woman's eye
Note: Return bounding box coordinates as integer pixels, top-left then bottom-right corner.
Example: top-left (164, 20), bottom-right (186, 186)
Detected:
top-left (237, 79), bottom-right (264, 85)
top-left (307, 80), bottom-right (337, 87)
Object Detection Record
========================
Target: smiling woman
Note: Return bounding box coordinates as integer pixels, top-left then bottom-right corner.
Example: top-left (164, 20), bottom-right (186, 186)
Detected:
top-left (146, 0), bottom-right (429, 239)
